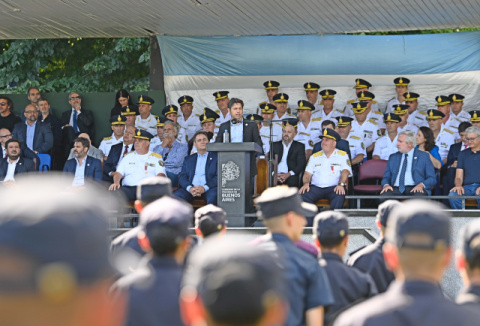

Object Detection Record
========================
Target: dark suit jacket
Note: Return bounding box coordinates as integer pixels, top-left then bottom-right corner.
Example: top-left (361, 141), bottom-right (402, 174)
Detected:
top-left (63, 155), bottom-right (102, 182)
top-left (313, 139), bottom-right (352, 162)
top-left (0, 157), bottom-right (35, 179)
top-left (443, 142), bottom-right (463, 195)
top-left (178, 152), bottom-right (217, 191)
top-left (12, 121), bottom-right (54, 154)
top-left (39, 113), bottom-right (63, 150)
top-left (215, 120), bottom-right (263, 176)
top-left (381, 148), bottom-right (436, 195)
top-left (61, 108), bottom-right (95, 138)
top-left (272, 140), bottom-right (306, 186)
top-left (103, 142), bottom-right (134, 182)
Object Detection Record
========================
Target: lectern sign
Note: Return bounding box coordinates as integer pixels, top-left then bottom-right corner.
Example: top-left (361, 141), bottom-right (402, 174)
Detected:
top-left (221, 161), bottom-right (240, 187)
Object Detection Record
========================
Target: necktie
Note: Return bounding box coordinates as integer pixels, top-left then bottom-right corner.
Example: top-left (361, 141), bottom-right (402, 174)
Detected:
top-left (72, 110), bottom-right (79, 133)
top-left (465, 143), bottom-right (468, 149)
top-left (399, 153), bottom-right (408, 194)
top-left (123, 145), bottom-right (129, 156)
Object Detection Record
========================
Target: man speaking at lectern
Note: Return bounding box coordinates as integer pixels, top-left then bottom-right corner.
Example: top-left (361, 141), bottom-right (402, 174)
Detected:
top-left (215, 98), bottom-right (263, 177)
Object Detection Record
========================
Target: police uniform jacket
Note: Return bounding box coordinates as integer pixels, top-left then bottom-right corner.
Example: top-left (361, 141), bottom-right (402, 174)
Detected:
top-left (116, 151), bottom-right (166, 186)
top-left (321, 252), bottom-right (377, 325)
top-left (295, 119), bottom-right (323, 150)
top-left (397, 122), bottom-right (418, 135)
top-left (347, 238), bottom-right (395, 293)
top-left (311, 108), bottom-right (342, 121)
top-left (385, 97), bottom-right (403, 114)
top-left (313, 139), bottom-right (352, 162)
top-left (306, 149), bottom-right (352, 188)
top-left (135, 113), bottom-right (157, 137)
top-left (435, 126), bottom-right (455, 161)
top-left (103, 142), bottom-right (134, 182)
top-left (350, 120), bottom-right (381, 149)
top-left (407, 110), bottom-right (428, 128)
top-left (114, 256), bottom-right (185, 326)
top-left (334, 280), bottom-right (480, 326)
top-left (258, 233), bottom-right (334, 326)
top-left (177, 113), bottom-right (201, 143)
top-left (99, 133), bottom-right (123, 157)
top-left (372, 134), bottom-right (398, 160)
top-left (345, 135), bottom-right (366, 161)
top-left (273, 111), bottom-right (296, 121)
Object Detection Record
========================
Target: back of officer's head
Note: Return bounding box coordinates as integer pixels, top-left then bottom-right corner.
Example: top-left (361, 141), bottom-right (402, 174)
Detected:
top-left (385, 200), bottom-right (451, 278)
top-left (181, 237), bottom-right (287, 326)
top-left (0, 174), bottom-right (125, 326)
top-left (139, 196), bottom-right (192, 256)
top-left (377, 200), bottom-right (402, 234)
top-left (458, 220), bottom-right (480, 273)
top-left (135, 176), bottom-right (172, 212)
top-left (313, 211), bottom-right (349, 250)
top-left (194, 204), bottom-right (227, 238)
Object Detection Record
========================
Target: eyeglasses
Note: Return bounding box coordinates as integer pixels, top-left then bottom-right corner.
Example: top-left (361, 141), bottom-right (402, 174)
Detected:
top-left (0, 134), bottom-right (12, 138)
top-left (25, 110), bottom-right (38, 114)
top-left (69, 96), bottom-right (81, 100)
top-left (465, 137), bottom-right (479, 142)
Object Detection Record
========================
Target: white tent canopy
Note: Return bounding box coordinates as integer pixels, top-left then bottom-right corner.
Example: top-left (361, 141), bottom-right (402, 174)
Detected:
top-left (0, 0), bottom-right (479, 39)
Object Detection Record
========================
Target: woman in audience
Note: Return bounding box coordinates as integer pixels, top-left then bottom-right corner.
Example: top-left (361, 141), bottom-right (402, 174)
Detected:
top-left (416, 126), bottom-right (443, 169)
top-left (110, 89), bottom-right (137, 116)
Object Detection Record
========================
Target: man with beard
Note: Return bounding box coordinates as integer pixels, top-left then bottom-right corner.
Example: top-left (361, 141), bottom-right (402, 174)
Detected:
top-left (63, 137), bottom-right (103, 187)
top-left (12, 104), bottom-right (53, 154)
top-left (0, 139), bottom-right (35, 185)
top-left (104, 126), bottom-right (136, 183)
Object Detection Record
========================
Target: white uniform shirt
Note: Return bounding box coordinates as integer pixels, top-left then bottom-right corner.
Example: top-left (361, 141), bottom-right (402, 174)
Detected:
top-left (294, 119), bottom-right (322, 150)
top-left (446, 110), bottom-right (470, 141)
top-left (98, 133), bottom-right (123, 157)
top-left (273, 112), bottom-right (296, 121)
top-left (397, 122), bottom-right (419, 135)
top-left (385, 97), bottom-right (404, 114)
top-left (311, 108), bottom-right (342, 122)
top-left (407, 110), bottom-right (428, 128)
top-left (366, 109), bottom-right (386, 129)
top-left (305, 149), bottom-right (352, 187)
top-left (116, 151), bottom-right (166, 186)
top-left (344, 100), bottom-right (379, 117)
top-left (435, 126), bottom-right (456, 161)
top-left (215, 110), bottom-right (231, 128)
top-left (149, 136), bottom-right (162, 151)
top-left (373, 134), bottom-right (398, 160)
top-left (346, 134), bottom-right (367, 160)
top-left (135, 114), bottom-right (157, 137)
top-left (350, 119), bottom-right (381, 149)
top-left (259, 123), bottom-right (282, 154)
top-left (177, 114), bottom-right (201, 143)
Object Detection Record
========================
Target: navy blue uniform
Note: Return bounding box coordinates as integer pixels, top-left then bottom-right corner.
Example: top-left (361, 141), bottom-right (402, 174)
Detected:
top-left (321, 252), bottom-right (377, 325)
top-left (347, 238), bottom-right (395, 293)
top-left (258, 233), bottom-right (334, 326)
top-left (334, 280), bottom-right (480, 326)
top-left (114, 256), bottom-right (185, 326)
top-left (456, 285), bottom-right (480, 307)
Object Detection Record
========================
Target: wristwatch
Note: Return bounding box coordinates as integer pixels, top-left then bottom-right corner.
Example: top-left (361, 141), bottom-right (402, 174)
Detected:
top-left (338, 182), bottom-right (346, 187)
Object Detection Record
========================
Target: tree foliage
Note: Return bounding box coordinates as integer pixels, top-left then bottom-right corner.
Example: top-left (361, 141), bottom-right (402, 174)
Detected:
top-left (0, 37), bottom-right (150, 94)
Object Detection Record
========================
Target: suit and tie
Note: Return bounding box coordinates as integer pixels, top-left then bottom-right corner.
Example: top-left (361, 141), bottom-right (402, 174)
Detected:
top-left (0, 157), bottom-right (35, 180)
top-left (381, 148), bottom-right (436, 199)
top-left (12, 121), bottom-right (54, 154)
top-left (60, 108), bottom-right (95, 138)
top-left (103, 142), bottom-right (134, 182)
top-left (215, 120), bottom-right (263, 177)
top-left (63, 156), bottom-right (103, 182)
top-left (271, 140), bottom-right (306, 187)
top-left (174, 152), bottom-right (218, 204)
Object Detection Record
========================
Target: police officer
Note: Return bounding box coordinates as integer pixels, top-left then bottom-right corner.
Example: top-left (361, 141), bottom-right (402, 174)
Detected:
top-left (254, 186), bottom-right (334, 326)
top-left (258, 103), bottom-right (282, 154)
top-left (470, 110), bottom-right (480, 128)
top-left (149, 116), bottom-right (168, 151)
top-left (435, 95), bottom-right (460, 139)
top-left (259, 80), bottom-right (280, 108)
top-left (357, 91), bottom-right (385, 130)
top-left (348, 200), bottom-right (400, 293)
top-left (372, 113), bottom-right (400, 160)
top-left (312, 89), bottom-right (342, 121)
top-left (177, 95), bottom-right (201, 143)
top-left (344, 78), bottom-right (379, 117)
top-left (393, 104), bottom-right (419, 134)
top-left (456, 220), bottom-right (480, 307)
top-left (449, 93), bottom-right (470, 141)
top-left (180, 236), bottom-right (288, 326)
top-left (0, 174), bottom-right (126, 326)
top-left (350, 102), bottom-right (381, 155)
top-left (109, 129), bottom-right (166, 201)
top-left (335, 200), bottom-right (480, 326)
top-left (135, 95), bottom-right (157, 136)
top-left (334, 116), bottom-right (366, 166)
top-left (385, 77), bottom-right (410, 113)
top-left (194, 204), bottom-right (227, 239)
top-left (295, 100), bottom-right (323, 159)
top-left (299, 128), bottom-right (352, 211)
top-left (304, 82), bottom-right (322, 111)
top-left (313, 211), bottom-right (377, 325)
top-left (212, 90), bottom-right (231, 127)
top-left (426, 109), bottom-right (455, 162)
top-left (99, 115), bottom-right (126, 159)
top-left (403, 91), bottom-right (428, 128)
top-left (121, 104), bottom-right (137, 128)
top-left (273, 93), bottom-right (295, 120)
top-left (113, 196), bottom-right (193, 326)
top-left (190, 108), bottom-right (218, 155)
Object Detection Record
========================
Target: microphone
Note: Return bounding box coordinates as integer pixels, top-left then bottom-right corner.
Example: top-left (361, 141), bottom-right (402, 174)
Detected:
top-left (231, 118), bottom-right (239, 125)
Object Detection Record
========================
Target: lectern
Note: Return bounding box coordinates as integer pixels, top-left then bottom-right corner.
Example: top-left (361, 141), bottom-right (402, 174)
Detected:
top-left (207, 142), bottom-right (263, 226)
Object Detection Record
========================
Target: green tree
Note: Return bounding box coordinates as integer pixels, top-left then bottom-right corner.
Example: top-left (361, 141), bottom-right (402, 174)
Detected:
top-left (0, 37), bottom-right (150, 93)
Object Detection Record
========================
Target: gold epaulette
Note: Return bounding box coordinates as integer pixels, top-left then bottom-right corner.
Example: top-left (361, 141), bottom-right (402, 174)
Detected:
top-left (103, 136), bottom-right (112, 141)
top-left (312, 117), bottom-right (322, 121)
top-left (215, 110), bottom-right (220, 114)
top-left (373, 100), bottom-right (378, 104)
top-left (367, 119), bottom-right (378, 125)
top-left (337, 150), bottom-right (346, 156)
top-left (313, 151), bottom-right (323, 157)
top-left (350, 136), bottom-right (361, 140)
top-left (444, 128), bottom-right (454, 134)
top-left (347, 99), bottom-right (355, 104)
top-left (149, 152), bottom-right (163, 159)
top-left (418, 111), bottom-right (427, 115)
top-left (373, 110), bottom-right (382, 115)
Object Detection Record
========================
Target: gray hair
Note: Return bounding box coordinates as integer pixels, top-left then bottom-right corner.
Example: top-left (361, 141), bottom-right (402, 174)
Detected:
top-left (465, 126), bottom-right (480, 138)
top-left (399, 130), bottom-right (416, 147)
top-left (164, 120), bottom-right (179, 133)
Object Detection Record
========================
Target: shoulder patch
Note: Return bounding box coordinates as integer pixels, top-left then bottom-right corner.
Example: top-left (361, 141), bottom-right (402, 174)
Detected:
top-left (149, 152), bottom-right (163, 159)
top-left (312, 117), bottom-right (322, 121)
top-left (103, 136), bottom-right (112, 141)
top-left (372, 100), bottom-right (378, 104)
top-left (418, 111), bottom-right (427, 115)
top-left (444, 128), bottom-right (454, 134)
top-left (214, 110), bottom-right (220, 114)
top-left (313, 151), bottom-right (323, 157)
top-left (347, 99), bottom-right (355, 104)
top-left (373, 110), bottom-right (382, 115)
top-left (337, 150), bottom-right (346, 156)
top-left (288, 113), bottom-right (296, 117)
top-left (350, 136), bottom-right (361, 140)
top-left (195, 114), bottom-right (201, 117)
top-left (367, 119), bottom-right (378, 125)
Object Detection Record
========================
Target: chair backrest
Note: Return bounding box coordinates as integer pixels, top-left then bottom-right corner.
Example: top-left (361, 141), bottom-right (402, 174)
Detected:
top-left (358, 159), bottom-right (388, 181)
top-left (36, 154), bottom-right (51, 172)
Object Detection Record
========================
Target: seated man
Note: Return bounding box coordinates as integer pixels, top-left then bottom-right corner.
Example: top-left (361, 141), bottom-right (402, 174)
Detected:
top-left (0, 139), bottom-right (35, 185)
top-left (372, 113), bottom-right (400, 160)
top-left (152, 120), bottom-right (188, 187)
top-left (174, 131), bottom-right (217, 205)
top-left (313, 119), bottom-right (352, 160)
top-left (161, 104), bottom-right (187, 144)
top-left (98, 115), bottom-right (126, 160)
top-left (271, 119), bottom-right (306, 187)
top-left (380, 130), bottom-right (436, 200)
top-left (0, 128), bottom-right (38, 162)
top-left (68, 132), bottom-right (104, 161)
top-left (63, 137), bottom-right (103, 187)
top-left (299, 128), bottom-right (352, 211)
top-left (449, 126), bottom-right (480, 209)
top-left (12, 104), bottom-right (53, 154)
top-left (103, 126), bottom-right (135, 183)
top-left (109, 129), bottom-right (166, 201)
